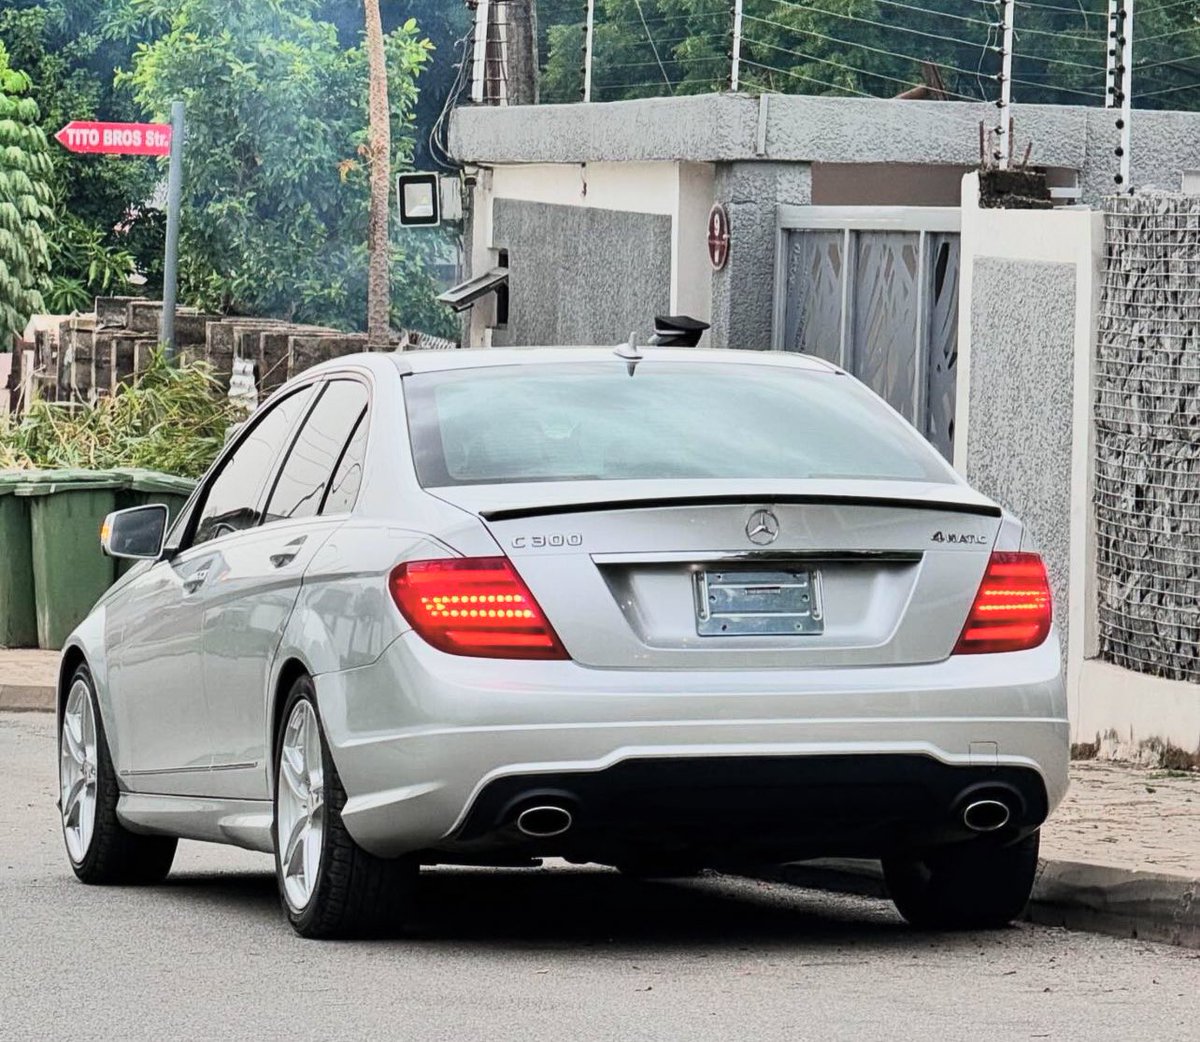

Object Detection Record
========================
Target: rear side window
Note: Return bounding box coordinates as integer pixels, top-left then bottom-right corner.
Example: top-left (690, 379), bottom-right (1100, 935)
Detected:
top-left (266, 380), bottom-right (369, 522)
top-left (322, 409), bottom-right (369, 515)
top-left (405, 361), bottom-right (952, 487)
top-left (191, 385), bottom-right (317, 546)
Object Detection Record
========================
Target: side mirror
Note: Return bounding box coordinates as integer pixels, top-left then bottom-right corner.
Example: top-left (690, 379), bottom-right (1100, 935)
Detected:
top-left (101, 505), bottom-right (169, 561)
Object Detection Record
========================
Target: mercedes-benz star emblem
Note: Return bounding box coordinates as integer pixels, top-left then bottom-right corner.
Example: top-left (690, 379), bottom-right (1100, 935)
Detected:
top-left (745, 509), bottom-right (780, 546)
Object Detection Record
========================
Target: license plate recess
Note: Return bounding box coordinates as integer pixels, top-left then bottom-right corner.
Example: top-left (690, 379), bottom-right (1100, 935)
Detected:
top-left (694, 568), bottom-right (824, 636)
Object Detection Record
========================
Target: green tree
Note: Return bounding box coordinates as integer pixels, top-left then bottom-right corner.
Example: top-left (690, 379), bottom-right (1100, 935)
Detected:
top-left (0, 40), bottom-right (53, 345)
top-left (124, 0), bottom-right (452, 335)
top-left (0, 2), bottom-right (162, 301)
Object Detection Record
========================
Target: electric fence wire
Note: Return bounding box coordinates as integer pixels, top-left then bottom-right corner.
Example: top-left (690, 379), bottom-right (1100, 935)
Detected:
top-left (589, 15), bottom-right (729, 100)
top-left (740, 11), bottom-right (988, 83)
top-left (1131, 0), bottom-right (1200, 100)
top-left (575, 0), bottom-right (1193, 107)
top-left (739, 34), bottom-right (981, 98)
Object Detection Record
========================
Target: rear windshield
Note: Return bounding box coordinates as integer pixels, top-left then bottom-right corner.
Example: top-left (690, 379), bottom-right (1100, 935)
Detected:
top-left (405, 361), bottom-right (952, 487)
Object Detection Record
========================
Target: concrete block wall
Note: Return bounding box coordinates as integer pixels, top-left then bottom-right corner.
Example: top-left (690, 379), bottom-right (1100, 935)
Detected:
top-left (28, 302), bottom-right (390, 404)
top-left (710, 161), bottom-right (812, 351)
top-left (956, 175), bottom-right (1200, 756)
top-left (956, 174), bottom-right (1104, 741)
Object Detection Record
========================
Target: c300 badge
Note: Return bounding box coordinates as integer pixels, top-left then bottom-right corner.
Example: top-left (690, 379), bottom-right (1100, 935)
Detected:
top-left (511, 534), bottom-right (583, 549)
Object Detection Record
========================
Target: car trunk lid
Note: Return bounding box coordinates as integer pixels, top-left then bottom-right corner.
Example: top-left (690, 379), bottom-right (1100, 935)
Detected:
top-left (431, 480), bottom-right (1001, 669)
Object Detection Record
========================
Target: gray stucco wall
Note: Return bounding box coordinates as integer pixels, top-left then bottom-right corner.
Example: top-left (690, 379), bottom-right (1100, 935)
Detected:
top-left (966, 258), bottom-right (1076, 651)
top-left (490, 199), bottom-right (671, 346)
top-left (452, 94), bottom-right (1200, 206)
top-left (710, 161), bottom-right (812, 351)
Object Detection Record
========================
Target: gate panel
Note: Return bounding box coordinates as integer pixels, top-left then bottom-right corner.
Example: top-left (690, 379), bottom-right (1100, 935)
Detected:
top-left (773, 207), bottom-right (961, 460)
top-left (782, 230), bottom-right (842, 363)
top-left (852, 231), bottom-right (921, 420)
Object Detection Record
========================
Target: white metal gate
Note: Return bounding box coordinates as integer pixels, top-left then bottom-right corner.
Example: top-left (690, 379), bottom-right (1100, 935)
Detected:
top-left (771, 206), bottom-right (961, 460)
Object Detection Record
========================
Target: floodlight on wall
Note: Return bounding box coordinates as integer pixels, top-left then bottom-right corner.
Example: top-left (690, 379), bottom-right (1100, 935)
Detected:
top-left (397, 172), bottom-right (441, 227)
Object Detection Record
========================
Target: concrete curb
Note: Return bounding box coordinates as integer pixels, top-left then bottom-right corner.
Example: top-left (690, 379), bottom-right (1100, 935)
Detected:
top-left (0, 684), bottom-right (56, 713)
top-left (742, 857), bottom-right (1200, 949)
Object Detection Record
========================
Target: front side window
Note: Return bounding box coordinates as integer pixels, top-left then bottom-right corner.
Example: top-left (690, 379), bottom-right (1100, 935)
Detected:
top-left (405, 361), bottom-right (954, 487)
top-left (266, 381), bottom-right (369, 522)
top-left (191, 386), bottom-right (317, 547)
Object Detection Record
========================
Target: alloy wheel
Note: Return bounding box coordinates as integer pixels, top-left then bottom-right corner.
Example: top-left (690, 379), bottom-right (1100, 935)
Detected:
top-left (59, 679), bottom-right (98, 864)
top-left (277, 700), bottom-right (326, 912)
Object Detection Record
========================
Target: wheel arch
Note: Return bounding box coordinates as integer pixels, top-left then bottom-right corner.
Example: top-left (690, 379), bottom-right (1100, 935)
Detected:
top-left (270, 656), bottom-right (313, 776)
top-left (57, 643), bottom-right (90, 722)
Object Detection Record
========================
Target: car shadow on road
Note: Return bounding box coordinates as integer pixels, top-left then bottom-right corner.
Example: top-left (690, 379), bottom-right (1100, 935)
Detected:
top-left (407, 868), bottom-right (912, 950)
top-left (159, 864), bottom-right (924, 951)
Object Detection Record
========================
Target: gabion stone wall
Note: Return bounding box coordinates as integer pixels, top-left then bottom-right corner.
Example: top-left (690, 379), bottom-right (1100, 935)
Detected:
top-left (1095, 194), bottom-right (1200, 681)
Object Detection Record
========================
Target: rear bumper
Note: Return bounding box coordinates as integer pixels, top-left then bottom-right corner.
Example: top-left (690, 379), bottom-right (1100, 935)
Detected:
top-left (314, 632), bottom-right (1068, 859)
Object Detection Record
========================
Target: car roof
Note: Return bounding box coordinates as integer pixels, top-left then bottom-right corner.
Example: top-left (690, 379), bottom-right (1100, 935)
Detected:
top-left (385, 346), bottom-right (841, 375)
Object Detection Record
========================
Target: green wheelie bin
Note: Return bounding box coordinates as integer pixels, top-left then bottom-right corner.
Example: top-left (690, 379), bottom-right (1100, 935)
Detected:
top-left (111, 468), bottom-right (197, 576)
top-left (14, 469), bottom-right (123, 650)
top-left (0, 471), bottom-right (38, 648)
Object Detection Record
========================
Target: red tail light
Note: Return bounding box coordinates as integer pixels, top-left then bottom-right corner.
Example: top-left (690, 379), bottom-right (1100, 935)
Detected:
top-left (388, 557), bottom-right (569, 660)
top-left (953, 552), bottom-right (1052, 655)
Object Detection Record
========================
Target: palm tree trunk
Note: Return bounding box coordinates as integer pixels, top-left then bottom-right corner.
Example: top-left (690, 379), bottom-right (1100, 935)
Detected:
top-left (364, 0), bottom-right (391, 349)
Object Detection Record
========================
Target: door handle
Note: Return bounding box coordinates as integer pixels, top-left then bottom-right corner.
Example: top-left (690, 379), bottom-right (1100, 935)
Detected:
top-left (183, 568), bottom-right (209, 593)
top-left (269, 535), bottom-right (307, 569)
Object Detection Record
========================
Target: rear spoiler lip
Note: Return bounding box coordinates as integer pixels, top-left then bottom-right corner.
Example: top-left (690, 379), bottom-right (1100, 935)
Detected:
top-left (479, 494), bottom-right (1003, 523)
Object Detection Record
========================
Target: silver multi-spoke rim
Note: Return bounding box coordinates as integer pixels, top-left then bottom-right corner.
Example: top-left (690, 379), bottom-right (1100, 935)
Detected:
top-left (277, 700), bottom-right (325, 912)
top-left (60, 679), bottom-right (98, 865)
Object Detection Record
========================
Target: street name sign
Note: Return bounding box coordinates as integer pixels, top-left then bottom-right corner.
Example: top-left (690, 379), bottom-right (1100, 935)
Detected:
top-left (54, 121), bottom-right (173, 157)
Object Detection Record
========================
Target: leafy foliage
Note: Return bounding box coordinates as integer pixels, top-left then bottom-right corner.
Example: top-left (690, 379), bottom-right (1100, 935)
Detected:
top-left (0, 40), bottom-right (53, 345)
top-left (0, 350), bottom-right (236, 476)
top-left (0, 2), bottom-right (164, 297)
top-left (123, 0), bottom-right (453, 335)
top-left (319, 1), bottom-right (472, 170)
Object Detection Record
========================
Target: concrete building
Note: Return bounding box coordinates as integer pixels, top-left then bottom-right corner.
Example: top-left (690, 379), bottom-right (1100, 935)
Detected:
top-left (448, 92), bottom-right (1200, 760)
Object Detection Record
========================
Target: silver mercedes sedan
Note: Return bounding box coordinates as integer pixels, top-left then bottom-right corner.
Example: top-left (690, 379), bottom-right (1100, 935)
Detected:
top-left (57, 347), bottom-right (1067, 938)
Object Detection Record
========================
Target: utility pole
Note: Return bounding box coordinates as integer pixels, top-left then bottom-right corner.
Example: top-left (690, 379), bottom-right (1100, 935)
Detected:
top-left (506, 0), bottom-right (539, 105)
top-left (160, 100), bottom-right (184, 361)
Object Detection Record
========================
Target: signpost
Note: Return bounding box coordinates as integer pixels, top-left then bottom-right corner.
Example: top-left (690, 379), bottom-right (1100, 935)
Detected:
top-left (55, 106), bottom-right (185, 360)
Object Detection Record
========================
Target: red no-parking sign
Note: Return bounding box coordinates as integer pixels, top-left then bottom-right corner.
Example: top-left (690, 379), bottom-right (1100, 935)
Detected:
top-left (707, 203), bottom-right (730, 271)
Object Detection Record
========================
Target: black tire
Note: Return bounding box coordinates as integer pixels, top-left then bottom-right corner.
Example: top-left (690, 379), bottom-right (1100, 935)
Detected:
top-left (883, 830), bottom-right (1040, 930)
top-left (273, 675), bottom-right (418, 939)
top-left (60, 664), bottom-right (177, 885)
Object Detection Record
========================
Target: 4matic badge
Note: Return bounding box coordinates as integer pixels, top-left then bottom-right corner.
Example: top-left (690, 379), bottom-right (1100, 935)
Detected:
top-left (931, 530), bottom-right (990, 546)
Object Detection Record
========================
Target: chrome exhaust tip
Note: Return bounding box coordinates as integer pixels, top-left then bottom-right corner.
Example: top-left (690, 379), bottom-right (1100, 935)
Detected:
top-left (963, 799), bottom-right (1011, 833)
top-left (515, 805), bottom-right (573, 839)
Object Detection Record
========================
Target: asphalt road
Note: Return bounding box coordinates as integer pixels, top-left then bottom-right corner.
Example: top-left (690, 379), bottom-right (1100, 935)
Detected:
top-left (2, 712), bottom-right (1196, 1042)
